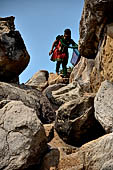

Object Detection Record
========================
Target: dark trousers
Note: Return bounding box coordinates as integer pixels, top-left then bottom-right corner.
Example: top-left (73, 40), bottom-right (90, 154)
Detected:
top-left (56, 60), bottom-right (67, 76)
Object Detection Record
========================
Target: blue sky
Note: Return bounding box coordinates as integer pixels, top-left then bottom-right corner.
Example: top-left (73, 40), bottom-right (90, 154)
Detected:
top-left (0, 0), bottom-right (84, 83)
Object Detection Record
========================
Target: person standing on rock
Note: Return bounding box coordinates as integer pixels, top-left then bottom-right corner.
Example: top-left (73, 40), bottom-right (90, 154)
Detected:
top-left (49, 29), bottom-right (78, 77)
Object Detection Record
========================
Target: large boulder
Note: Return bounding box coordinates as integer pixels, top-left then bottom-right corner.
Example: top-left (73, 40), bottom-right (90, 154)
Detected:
top-left (0, 82), bottom-right (55, 123)
top-left (51, 81), bottom-right (82, 106)
top-left (0, 16), bottom-right (30, 82)
top-left (26, 70), bottom-right (49, 91)
top-left (43, 83), bottom-right (66, 111)
top-left (57, 132), bottom-right (113, 170)
top-left (90, 34), bottom-right (113, 92)
top-left (41, 131), bottom-right (113, 170)
top-left (79, 0), bottom-right (113, 58)
top-left (69, 57), bottom-right (95, 86)
top-left (94, 80), bottom-right (113, 133)
top-left (0, 100), bottom-right (47, 170)
top-left (70, 0), bottom-right (113, 93)
top-left (55, 93), bottom-right (105, 146)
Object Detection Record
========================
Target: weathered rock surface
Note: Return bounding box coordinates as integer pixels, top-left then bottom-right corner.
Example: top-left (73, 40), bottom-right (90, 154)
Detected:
top-left (26, 70), bottom-right (49, 91)
top-left (107, 23), bottom-right (113, 38)
top-left (48, 73), bottom-right (69, 85)
top-left (70, 34), bottom-right (108, 93)
top-left (79, 0), bottom-right (113, 58)
top-left (0, 100), bottom-right (47, 170)
top-left (51, 81), bottom-right (82, 106)
top-left (0, 16), bottom-right (30, 82)
top-left (70, 2), bottom-right (113, 93)
top-left (1, 0), bottom-right (113, 168)
top-left (94, 80), bottom-right (113, 133)
top-left (0, 82), bottom-right (55, 123)
top-left (90, 34), bottom-right (113, 92)
top-left (41, 132), bottom-right (113, 170)
top-left (70, 57), bottom-right (95, 86)
top-left (41, 124), bottom-right (78, 170)
top-left (55, 93), bottom-right (105, 146)
top-left (57, 133), bottom-right (113, 170)
top-left (26, 71), bottom-right (69, 93)
top-left (43, 83), bottom-right (66, 111)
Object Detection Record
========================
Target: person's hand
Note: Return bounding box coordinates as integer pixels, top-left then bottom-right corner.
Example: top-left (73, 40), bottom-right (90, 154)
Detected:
top-left (49, 50), bottom-right (53, 56)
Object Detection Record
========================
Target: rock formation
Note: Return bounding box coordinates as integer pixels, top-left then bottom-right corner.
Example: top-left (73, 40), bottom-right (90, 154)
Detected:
top-left (90, 34), bottom-right (113, 92)
top-left (79, 0), bottom-right (113, 59)
top-left (0, 81), bottom-right (56, 170)
top-left (70, 0), bottom-right (113, 93)
top-left (0, 16), bottom-right (30, 83)
top-left (94, 80), bottom-right (113, 133)
top-left (0, 101), bottom-right (47, 170)
top-left (26, 70), bottom-right (49, 91)
top-left (1, 0), bottom-right (113, 169)
top-left (40, 0), bottom-right (113, 169)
